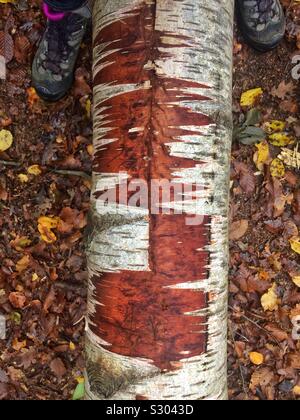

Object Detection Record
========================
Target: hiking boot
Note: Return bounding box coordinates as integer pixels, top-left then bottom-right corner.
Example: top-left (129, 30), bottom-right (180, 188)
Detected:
top-left (236, 0), bottom-right (285, 52)
top-left (32, 4), bottom-right (91, 101)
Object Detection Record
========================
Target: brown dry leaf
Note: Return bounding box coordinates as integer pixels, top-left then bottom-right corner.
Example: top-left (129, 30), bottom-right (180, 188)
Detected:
top-left (7, 367), bottom-right (24, 383)
top-left (14, 35), bottom-right (31, 64)
top-left (290, 304), bottom-right (300, 319)
top-left (16, 255), bottom-right (30, 273)
top-left (271, 81), bottom-right (295, 100)
top-left (12, 338), bottom-right (27, 352)
top-left (233, 161), bottom-right (256, 195)
top-left (288, 353), bottom-right (300, 369)
top-left (280, 100), bottom-right (298, 114)
top-left (0, 182), bottom-right (7, 201)
top-left (50, 358), bottom-right (67, 379)
top-left (74, 67), bottom-right (92, 97)
top-left (8, 292), bottom-right (26, 309)
top-left (250, 367), bottom-right (274, 393)
top-left (229, 219), bottom-right (248, 241)
top-left (265, 324), bottom-right (288, 342)
top-left (43, 286), bottom-right (56, 313)
top-left (57, 207), bottom-right (87, 234)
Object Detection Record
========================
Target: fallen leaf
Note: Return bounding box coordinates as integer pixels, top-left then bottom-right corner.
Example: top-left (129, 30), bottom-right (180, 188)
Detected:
top-left (12, 338), bottom-right (27, 352)
top-left (72, 381), bottom-right (85, 401)
top-left (32, 273), bottom-right (39, 282)
top-left (270, 158), bottom-right (285, 178)
top-left (38, 216), bottom-right (60, 244)
top-left (0, 129), bottom-right (13, 152)
top-left (292, 276), bottom-right (300, 288)
top-left (27, 165), bottom-right (42, 176)
top-left (18, 174), bottom-right (28, 183)
top-left (264, 120), bottom-right (286, 133)
top-left (229, 219), bottom-right (249, 241)
top-left (293, 385), bottom-right (300, 396)
top-left (50, 358), bottom-right (66, 379)
top-left (27, 87), bottom-right (39, 108)
top-left (265, 324), bottom-right (288, 342)
top-left (16, 255), bottom-right (30, 273)
top-left (254, 141), bottom-right (270, 171)
top-left (57, 208), bottom-right (86, 234)
top-left (250, 367), bottom-right (274, 393)
top-left (8, 292), bottom-right (26, 309)
top-left (261, 284), bottom-right (279, 312)
top-left (290, 236), bottom-right (300, 255)
top-left (269, 133), bottom-right (294, 147)
top-left (249, 352), bottom-right (264, 366)
top-left (271, 81), bottom-right (295, 100)
top-left (240, 88), bottom-right (263, 107)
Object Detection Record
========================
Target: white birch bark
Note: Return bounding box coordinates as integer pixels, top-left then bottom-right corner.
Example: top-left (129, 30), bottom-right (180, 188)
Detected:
top-left (86, 0), bottom-right (234, 400)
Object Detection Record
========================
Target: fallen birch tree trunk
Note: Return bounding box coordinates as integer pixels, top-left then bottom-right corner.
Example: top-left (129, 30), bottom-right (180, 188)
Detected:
top-left (86, 0), bottom-right (234, 400)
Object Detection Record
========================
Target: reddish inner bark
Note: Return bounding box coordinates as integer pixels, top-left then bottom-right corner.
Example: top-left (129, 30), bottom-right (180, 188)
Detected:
top-left (91, 4), bottom-right (212, 370)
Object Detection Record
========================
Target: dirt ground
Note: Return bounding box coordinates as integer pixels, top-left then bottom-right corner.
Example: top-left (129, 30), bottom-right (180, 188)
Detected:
top-left (0, 0), bottom-right (299, 400)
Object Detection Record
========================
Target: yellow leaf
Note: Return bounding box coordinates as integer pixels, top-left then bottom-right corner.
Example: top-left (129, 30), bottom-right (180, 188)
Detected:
top-left (240, 88), bottom-right (263, 107)
top-left (293, 385), bottom-right (300, 396)
top-left (18, 174), bottom-right (29, 183)
top-left (261, 284), bottom-right (279, 312)
top-left (85, 99), bottom-right (91, 119)
top-left (290, 236), bottom-right (300, 255)
top-left (0, 129), bottom-right (13, 152)
top-left (38, 216), bottom-right (60, 244)
top-left (70, 341), bottom-right (76, 351)
top-left (269, 133), bottom-right (294, 147)
top-left (254, 141), bottom-right (270, 171)
top-left (76, 376), bottom-right (85, 384)
top-left (270, 158), bottom-right (285, 178)
top-left (27, 165), bottom-right (42, 176)
top-left (0, 0), bottom-right (15, 3)
top-left (264, 120), bottom-right (286, 133)
top-left (292, 276), bottom-right (300, 288)
top-left (87, 144), bottom-right (94, 156)
top-left (32, 273), bottom-right (39, 282)
top-left (249, 352), bottom-right (264, 366)
top-left (16, 255), bottom-right (30, 273)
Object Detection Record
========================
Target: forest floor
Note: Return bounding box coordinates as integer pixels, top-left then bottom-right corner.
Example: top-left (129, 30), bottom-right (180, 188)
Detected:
top-left (0, 0), bottom-right (299, 401)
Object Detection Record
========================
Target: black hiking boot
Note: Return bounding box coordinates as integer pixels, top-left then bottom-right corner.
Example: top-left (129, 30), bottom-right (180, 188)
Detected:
top-left (32, 4), bottom-right (91, 101)
top-left (236, 0), bottom-right (285, 52)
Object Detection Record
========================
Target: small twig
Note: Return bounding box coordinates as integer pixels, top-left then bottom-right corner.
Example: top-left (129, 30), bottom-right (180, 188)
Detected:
top-left (0, 160), bottom-right (21, 167)
top-left (51, 169), bottom-right (91, 181)
top-left (229, 305), bottom-right (281, 346)
top-left (229, 322), bottom-right (249, 399)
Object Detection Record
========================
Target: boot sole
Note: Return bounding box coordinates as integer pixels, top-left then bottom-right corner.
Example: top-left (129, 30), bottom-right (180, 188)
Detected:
top-left (239, 28), bottom-right (284, 52)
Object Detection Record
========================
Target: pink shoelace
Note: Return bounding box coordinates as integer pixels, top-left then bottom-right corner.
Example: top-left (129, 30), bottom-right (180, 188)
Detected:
top-left (43, 3), bottom-right (65, 21)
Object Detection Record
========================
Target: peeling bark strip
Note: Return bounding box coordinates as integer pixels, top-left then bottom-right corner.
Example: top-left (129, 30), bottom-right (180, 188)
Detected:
top-left (86, 0), bottom-right (234, 400)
